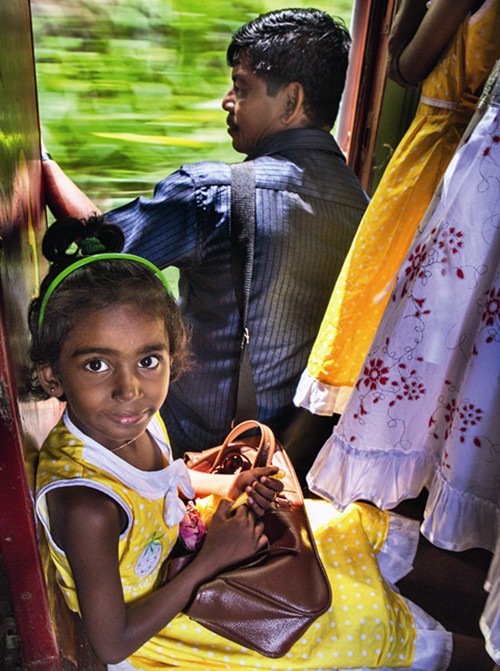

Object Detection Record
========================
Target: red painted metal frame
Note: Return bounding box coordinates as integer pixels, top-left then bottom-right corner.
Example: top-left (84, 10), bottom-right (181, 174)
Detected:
top-left (0, 309), bottom-right (63, 671)
top-left (336, 0), bottom-right (399, 194)
top-left (0, 0), bottom-right (67, 668)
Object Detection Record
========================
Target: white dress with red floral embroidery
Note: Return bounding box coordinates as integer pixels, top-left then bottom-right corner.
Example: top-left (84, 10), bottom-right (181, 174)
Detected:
top-left (306, 60), bottom-right (500, 665)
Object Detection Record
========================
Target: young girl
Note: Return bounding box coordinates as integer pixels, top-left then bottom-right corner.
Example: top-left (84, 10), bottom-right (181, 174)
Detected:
top-left (31, 216), bottom-right (459, 671)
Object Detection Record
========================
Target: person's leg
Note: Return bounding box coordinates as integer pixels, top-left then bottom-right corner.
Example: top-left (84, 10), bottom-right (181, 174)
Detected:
top-left (276, 407), bottom-right (339, 487)
top-left (448, 633), bottom-right (493, 671)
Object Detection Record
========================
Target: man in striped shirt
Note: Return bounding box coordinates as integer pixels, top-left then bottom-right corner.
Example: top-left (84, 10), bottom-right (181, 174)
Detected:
top-left (42, 9), bottom-right (368, 474)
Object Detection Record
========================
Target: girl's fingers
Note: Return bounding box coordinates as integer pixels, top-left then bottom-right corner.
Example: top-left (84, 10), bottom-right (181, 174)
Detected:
top-left (247, 474), bottom-right (284, 510)
top-left (228, 469), bottom-right (284, 516)
top-left (257, 532), bottom-right (269, 551)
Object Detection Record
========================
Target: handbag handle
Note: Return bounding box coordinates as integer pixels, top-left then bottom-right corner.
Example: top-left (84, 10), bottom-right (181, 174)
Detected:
top-left (210, 420), bottom-right (275, 472)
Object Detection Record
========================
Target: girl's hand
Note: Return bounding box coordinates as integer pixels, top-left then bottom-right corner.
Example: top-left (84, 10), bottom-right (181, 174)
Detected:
top-left (196, 499), bottom-right (267, 575)
top-left (228, 466), bottom-right (284, 517)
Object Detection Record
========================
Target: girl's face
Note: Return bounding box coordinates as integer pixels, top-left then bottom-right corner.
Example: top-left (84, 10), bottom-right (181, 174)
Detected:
top-left (39, 303), bottom-right (172, 450)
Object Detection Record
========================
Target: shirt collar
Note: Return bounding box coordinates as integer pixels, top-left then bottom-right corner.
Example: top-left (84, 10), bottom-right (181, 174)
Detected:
top-left (246, 128), bottom-right (345, 162)
top-left (62, 409), bottom-right (195, 524)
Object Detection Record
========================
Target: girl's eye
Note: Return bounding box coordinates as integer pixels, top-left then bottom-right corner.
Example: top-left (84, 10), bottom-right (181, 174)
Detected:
top-left (84, 359), bottom-right (109, 372)
top-left (139, 355), bottom-right (160, 370)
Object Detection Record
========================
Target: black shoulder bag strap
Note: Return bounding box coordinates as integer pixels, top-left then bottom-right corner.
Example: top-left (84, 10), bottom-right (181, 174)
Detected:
top-left (230, 161), bottom-right (258, 424)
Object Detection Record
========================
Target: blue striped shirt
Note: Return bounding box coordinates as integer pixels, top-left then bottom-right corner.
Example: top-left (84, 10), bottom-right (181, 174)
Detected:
top-left (106, 128), bottom-right (368, 454)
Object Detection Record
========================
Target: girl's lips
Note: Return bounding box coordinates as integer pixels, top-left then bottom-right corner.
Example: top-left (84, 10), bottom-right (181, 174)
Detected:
top-left (109, 412), bottom-right (147, 426)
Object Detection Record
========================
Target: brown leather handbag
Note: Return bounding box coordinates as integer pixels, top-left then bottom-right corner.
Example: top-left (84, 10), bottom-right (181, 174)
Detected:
top-left (163, 420), bottom-right (331, 658)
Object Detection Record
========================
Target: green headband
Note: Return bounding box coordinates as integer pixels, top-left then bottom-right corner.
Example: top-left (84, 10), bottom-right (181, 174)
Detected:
top-left (38, 253), bottom-right (171, 332)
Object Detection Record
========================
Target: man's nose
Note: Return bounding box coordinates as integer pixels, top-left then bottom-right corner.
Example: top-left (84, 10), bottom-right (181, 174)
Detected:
top-left (222, 88), bottom-right (235, 111)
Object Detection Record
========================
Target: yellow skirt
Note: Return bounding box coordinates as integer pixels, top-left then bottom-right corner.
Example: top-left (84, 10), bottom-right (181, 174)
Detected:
top-left (302, 105), bottom-right (469, 412)
top-left (125, 501), bottom-right (417, 670)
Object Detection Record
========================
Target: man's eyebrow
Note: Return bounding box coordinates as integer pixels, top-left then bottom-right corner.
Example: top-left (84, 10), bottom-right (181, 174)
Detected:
top-left (70, 343), bottom-right (169, 358)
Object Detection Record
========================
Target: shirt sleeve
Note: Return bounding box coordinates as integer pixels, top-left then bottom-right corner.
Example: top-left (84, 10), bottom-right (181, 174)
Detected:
top-left (104, 165), bottom-right (202, 269)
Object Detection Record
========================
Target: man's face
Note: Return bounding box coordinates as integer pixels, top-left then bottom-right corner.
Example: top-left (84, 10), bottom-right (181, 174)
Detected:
top-left (222, 54), bottom-right (289, 155)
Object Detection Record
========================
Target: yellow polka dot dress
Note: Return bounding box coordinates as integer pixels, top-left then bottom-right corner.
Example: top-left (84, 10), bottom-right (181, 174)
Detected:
top-left (296, 0), bottom-right (500, 416)
top-left (35, 413), bottom-right (432, 670)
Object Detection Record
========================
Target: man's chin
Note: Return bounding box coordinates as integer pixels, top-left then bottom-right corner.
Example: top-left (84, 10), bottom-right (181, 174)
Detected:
top-left (227, 127), bottom-right (243, 152)
top-left (230, 137), bottom-right (247, 155)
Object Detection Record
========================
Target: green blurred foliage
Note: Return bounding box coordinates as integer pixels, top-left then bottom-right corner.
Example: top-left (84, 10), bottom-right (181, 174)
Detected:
top-left (32, 0), bottom-right (353, 213)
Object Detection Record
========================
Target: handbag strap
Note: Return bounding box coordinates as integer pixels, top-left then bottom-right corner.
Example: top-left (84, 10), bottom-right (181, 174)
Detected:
top-left (230, 162), bottom-right (258, 424)
top-left (211, 420), bottom-right (275, 471)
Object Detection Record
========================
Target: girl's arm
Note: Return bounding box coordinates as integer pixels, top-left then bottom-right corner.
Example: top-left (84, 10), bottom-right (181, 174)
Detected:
top-left (189, 466), bottom-right (284, 516)
top-left (48, 485), bottom-right (266, 665)
top-left (388, 0), bottom-right (481, 87)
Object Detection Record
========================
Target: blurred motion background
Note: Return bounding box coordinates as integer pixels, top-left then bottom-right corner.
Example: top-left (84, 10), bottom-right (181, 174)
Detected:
top-left (32, 0), bottom-right (353, 210)
top-left (31, 0), bottom-right (353, 290)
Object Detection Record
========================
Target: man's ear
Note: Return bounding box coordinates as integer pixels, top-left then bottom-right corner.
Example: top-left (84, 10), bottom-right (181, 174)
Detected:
top-left (282, 82), bottom-right (306, 125)
top-left (37, 365), bottom-right (63, 398)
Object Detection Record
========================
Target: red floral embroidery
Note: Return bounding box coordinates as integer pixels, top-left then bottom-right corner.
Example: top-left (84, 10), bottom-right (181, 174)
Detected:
top-left (442, 450), bottom-right (451, 470)
top-left (412, 297), bottom-right (431, 319)
top-left (457, 403), bottom-right (483, 443)
top-left (387, 365), bottom-right (426, 406)
top-left (438, 227), bottom-right (464, 255)
top-left (440, 396), bottom-right (484, 443)
top-left (401, 377), bottom-right (425, 401)
top-left (357, 358), bottom-right (389, 391)
top-left (443, 398), bottom-right (458, 439)
top-left (388, 383), bottom-right (424, 407)
top-left (404, 243), bottom-right (428, 283)
top-left (482, 286), bottom-right (500, 327)
top-left (353, 401), bottom-right (368, 420)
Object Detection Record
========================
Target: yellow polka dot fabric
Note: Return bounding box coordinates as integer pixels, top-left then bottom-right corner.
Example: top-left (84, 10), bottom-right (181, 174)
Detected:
top-left (36, 418), bottom-right (417, 670)
top-left (36, 417), bottom-right (179, 614)
top-left (129, 502), bottom-right (415, 670)
top-left (306, 0), bottom-right (500, 402)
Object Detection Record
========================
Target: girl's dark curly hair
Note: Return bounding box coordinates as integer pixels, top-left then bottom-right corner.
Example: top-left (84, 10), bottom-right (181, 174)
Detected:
top-left (28, 215), bottom-right (191, 400)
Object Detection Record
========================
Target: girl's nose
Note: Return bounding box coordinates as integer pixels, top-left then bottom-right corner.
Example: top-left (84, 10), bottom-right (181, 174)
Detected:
top-left (112, 369), bottom-right (141, 401)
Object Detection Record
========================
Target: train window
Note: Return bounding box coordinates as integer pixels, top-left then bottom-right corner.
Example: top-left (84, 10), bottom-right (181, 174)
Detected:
top-left (31, 0), bottom-right (356, 211)
top-left (31, 0), bottom-right (414, 200)
top-left (337, 0), bottom-right (421, 194)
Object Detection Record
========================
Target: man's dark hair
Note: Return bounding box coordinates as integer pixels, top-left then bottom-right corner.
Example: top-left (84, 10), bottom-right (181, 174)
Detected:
top-left (227, 8), bottom-right (351, 129)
